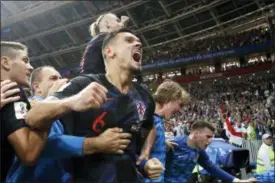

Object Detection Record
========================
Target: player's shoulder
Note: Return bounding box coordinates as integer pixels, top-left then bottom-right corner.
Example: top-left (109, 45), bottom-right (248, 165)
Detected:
top-left (88, 33), bottom-right (106, 45)
top-left (134, 83), bottom-right (156, 111)
top-left (133, 83), bottom-right (153, 100)
top-left (174, 136), bottom-right (188, 145)
top-left (79, 73), bottom-right (106, 85)
top-left (69, 74), bottom-right (101, 87)
top-left (1, 87), bottom-right (30, 118)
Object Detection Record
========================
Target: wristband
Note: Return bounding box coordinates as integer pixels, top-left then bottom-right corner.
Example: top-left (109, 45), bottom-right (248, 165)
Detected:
top-left (137, 159), bottom-right (148, 176)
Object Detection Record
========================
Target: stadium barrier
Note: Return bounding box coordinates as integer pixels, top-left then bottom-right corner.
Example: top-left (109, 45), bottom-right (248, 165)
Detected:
top-left (241, 140), bottom-right (262, 163)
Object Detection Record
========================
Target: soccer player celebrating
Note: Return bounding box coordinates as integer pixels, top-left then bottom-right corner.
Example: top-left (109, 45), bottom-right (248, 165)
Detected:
top-left (25, 28), bottom-right (163, 183)
top-left (164, 121), bottom-right (257, 183)
top-left (6, 66), bottom-right (131, 183)
top-left (0, 42), bottom-right (100, 182)
top-left (141, 80), bottom-right (190, 182)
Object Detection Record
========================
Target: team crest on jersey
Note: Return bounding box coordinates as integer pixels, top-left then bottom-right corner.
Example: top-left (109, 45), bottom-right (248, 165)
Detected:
top-left (14, 102), bottom-right (28, 119)
top-left (136, 101), bottom-right (146, 120)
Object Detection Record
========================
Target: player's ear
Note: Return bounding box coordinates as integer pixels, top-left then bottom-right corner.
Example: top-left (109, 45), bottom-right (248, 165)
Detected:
top-left (1, 56), bottom-right (11, 70)
top-left (32, 81), bottom-right (40, 94)
top-left (105, 46), bottom-right (115, 59)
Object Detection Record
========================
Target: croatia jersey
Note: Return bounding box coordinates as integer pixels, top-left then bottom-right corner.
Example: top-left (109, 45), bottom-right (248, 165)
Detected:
top-left (53, 74), bottom-right (155, 183)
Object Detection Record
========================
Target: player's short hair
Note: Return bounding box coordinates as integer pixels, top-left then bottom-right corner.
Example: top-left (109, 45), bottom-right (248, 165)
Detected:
top-left (1, 41), bottom-right (28, 59)
top-left (89, 12), bottom-right (114, 37)
top-left (30, 66), bottom-right (55, 93)
top-left (101, 27), bottom-right (134, 59)
top-left (191, 121), bottom-right (216, 132)
top-left (153, 80), bottom-right (190, 106)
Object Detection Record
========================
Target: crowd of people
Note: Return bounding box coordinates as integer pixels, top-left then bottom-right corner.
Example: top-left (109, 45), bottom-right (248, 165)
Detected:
top-left (1, 10), bottom-right (273, 183)
top-left (164, 73), bottom-right (275, 140)
top-left (143, 25), bottom-right (272, 65)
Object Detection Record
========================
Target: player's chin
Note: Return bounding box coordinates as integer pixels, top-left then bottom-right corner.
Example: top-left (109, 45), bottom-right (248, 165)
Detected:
top-left (19, 79), bottom-right (30, 88)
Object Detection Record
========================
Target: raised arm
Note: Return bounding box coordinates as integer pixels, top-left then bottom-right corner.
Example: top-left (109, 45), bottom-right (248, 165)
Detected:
top-left (25, 82), bottom-right (108, 129)
top-left (25, 96), bottom-right (75, 130)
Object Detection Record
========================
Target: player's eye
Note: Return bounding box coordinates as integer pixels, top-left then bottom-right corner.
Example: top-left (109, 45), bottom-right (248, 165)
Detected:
top-left (125, 37), bottom-right (134, 43)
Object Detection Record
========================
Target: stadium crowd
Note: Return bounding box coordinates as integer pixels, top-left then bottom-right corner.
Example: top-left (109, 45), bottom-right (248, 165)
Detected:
top-left (164, 73), bottom-right (275, 140)
top-left (1, 11), bottom-right (273, 183)
top-left (143, 25), bottom-right (272, 65)
top-left (61, 24), bottom-right (273, 77)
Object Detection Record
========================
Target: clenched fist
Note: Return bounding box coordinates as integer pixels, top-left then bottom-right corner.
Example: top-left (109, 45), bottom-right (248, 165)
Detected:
top-left (70, 82), bottom-right (108, 112)
top-left (121, 15), bottom-right (130, 26)
top-left (144, 158), bottom-right (165, 180)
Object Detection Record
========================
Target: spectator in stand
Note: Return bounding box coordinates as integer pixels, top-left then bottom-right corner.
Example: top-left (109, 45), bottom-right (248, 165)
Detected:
top-left (247, 120), bottom-right (257, 140)
top-left (256, 134), bottom-right (274, 174)
top-left (143, 25), bottom-right (272, 66)
top-left (151, 72), bottom-right (274, 140)
top-left (256, 120), bottom-right (266, 140)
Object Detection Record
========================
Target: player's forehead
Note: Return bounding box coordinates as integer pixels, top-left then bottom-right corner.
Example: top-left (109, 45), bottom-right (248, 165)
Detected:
top-left (204, 128), bottom-right (214, 136)
top-left (116, 32), bottom-right (139, 41)
top-left (16, 49), bottom-right (29, 60)
top-left (41, 67), bottom-right (61, 78)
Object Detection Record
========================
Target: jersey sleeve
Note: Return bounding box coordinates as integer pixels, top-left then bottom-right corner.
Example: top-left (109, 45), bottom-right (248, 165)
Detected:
top-left (51, 75), bottom-right (95, 135)
top-left (198, 150), bottom-right (235, 182)
top-left (52, 75), bottom-right (92, 99)
top-left (80, 34), bottom-right (106, 74)
top-left (40, 121), bottom-right (85, 158)
top-left (1, 89), bottom-right (29, 138)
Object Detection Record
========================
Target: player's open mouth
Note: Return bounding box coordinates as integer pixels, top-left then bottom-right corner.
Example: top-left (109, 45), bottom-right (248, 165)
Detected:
top-left (132, 51), bottom-right (141, 62)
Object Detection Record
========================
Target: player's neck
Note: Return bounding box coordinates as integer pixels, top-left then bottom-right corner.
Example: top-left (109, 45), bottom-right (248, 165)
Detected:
top-left (106, 69), bottom-right (133, 94)
top-left (155, 103), bottom-right (165, 118)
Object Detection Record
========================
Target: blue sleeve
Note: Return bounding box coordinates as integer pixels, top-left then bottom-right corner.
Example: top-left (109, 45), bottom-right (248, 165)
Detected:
top-left (40, 121), bottom-right (85, 159)
top-left (198, 150), bottom-right (235, 183)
